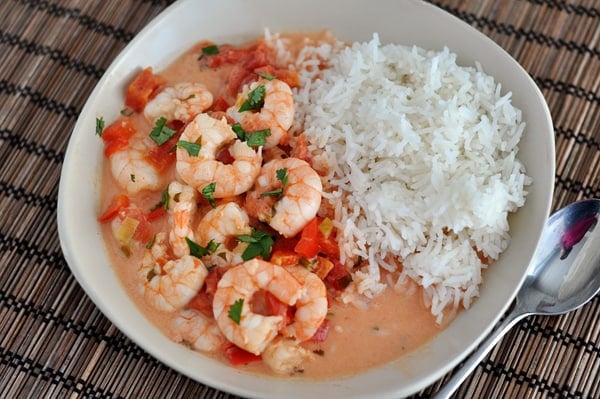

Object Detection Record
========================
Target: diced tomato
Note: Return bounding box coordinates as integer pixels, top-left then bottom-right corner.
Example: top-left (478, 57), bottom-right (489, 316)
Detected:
top-left (187, 291), bottom-right (213, 318)
top-left (145, 133), bottom-right (180, 172)
top-left (204, 268), bottom-right (225, 298)
top-left (101, 118), bottom-right (137, 142)
top-left (97, 194), bottom-right (130, 222)
top-left (222, 344), bottom-right (262, 366)
top-left (294, 217), bottom-right (320, 258)
top-left (209, 97), bottom-right (230, 112)
top-left (125, 208), bottom-right (154, 243)
top-left (269, 249), bottom-right (300, 266)
top-left (146, 206), bottom-right (166, 221)
top-left (264, 291), bottom-right (294, 326)
top-left (317, 233), bottom-right (340, 260)
top-left (101, 118), bottom-right (137, 157)
top-left (125, 67), bottom-right (166, 113)
top-left (226, 64), bottom-right (255, 98)
top-left (310, 319), bottom-right (330, 342)
top-left (324, 261), bottom-right (352, 290)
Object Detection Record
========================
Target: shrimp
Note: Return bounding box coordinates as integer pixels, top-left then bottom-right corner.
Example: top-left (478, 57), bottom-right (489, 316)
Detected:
top-left (144, 82), bottom-right (213, 123)
top-left (196, 202), bottom-right (251, 268)
top-left (168, 182), bottom-right (197, 258)
top-left (171, 308), bottom-right (225, 352)
top-left (109, 136), bottom-right (162, 194)
top-left (227, 78), bottom-right (294, 149)
top-left (212, 259), bottom-right (304, 355)
top-left (176, 113), bottom-right (262, 197)
top-left (245, 157), bottom-right (322, 237)
top-left (138, 232), bottom-right (208, 312)
top-left (262, 337), bottom-right (314, 375)
top-left (284, 266), bottom-right (328, 342)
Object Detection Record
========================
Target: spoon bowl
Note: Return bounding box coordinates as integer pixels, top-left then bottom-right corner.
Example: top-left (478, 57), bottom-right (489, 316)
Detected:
top-left (435, 199), bottom-right (600, 398)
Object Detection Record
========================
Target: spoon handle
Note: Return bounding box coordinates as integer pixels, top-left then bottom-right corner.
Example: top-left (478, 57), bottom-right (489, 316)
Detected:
top-left (433, 307), bottom-right (528, 399)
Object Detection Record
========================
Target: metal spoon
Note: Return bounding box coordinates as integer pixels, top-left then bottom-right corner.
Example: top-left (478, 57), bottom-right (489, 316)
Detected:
top-left (434, 199), bottom-right (600, 399)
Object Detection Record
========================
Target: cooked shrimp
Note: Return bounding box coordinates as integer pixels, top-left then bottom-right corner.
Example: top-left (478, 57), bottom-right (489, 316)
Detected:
top-left (196, 202), bottom-right (251, 267)
top-left (138, 232), bottom-right (208, 312)
top-left (171, 308), bottom-right (225, 352)
top-left (176, 113), bottom-right (262, 197)
top-left (245, 157), bottom-right (322, 237)
top-left (227, 78), bottom-right (294, 148)
top-left (144, 82), bottom-right (213, 123)
top-left (262, 337), bottom-right (314, 375)
top-left (109, 136), bottom-right (162, 194)
top-left (284, 266), bottom-right (328, 341)
top-left (212, 259), bottom-right (304, 355)
top-left (168, 182), bottom-right (197, 258)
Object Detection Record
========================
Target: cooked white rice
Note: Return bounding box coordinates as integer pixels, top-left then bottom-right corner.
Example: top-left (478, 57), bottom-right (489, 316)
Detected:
top-left (271, 33), bottom-right (531, 323)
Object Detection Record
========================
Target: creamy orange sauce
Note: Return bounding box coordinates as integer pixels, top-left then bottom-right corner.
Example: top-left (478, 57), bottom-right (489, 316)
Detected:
top-left (99, 32), bottom-right (444, 379)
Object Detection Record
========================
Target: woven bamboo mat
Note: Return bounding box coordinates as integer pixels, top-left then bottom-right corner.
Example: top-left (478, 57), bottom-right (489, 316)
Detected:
top-left (0, 0), bottom-right (598, 398)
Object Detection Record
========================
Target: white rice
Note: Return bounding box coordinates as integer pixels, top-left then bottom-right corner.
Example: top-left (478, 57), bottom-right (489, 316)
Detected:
top-left (272, 33), bottom-right (531, 323)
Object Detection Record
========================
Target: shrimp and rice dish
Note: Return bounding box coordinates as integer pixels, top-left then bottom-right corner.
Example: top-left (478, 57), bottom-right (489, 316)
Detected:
top-left (96, 31), bottom-right (529, 377)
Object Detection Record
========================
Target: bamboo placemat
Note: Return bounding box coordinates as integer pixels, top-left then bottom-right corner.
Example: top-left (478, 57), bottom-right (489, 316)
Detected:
top-left (0, 0), bottom-right (598, 398)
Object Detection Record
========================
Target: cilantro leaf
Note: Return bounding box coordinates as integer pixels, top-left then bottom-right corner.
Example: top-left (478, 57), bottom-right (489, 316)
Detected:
top-left (150, 117), bottom-right (176, 146)
top-left (95, 117), bottom-right (105, 137)
top-left (177, 140), bottom-right (201, 156)
top-left (245, 129), bottom-right (271, 147)
top-left (260, 168), bottom-right (288, 197)
top-left (201, 182), bottom-right (217, 208)
top-left (228, 298), bottom-right (244, 324)
top-left (256, 71), bottom-right (276, 80)
top-left (237, 228), bottom-right (274, 261)
top-left (230, 123), bottom-right (270, 148)
top-left (186, 237), bottom-right (220, 258)
top-left (201, 45), bottom-right (219, 55)
top-left (238, 85), bottom-right (265, 112)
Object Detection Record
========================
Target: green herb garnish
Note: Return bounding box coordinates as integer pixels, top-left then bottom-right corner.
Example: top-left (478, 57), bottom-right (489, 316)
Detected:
top-left (228, 298), bottom-right (244, 324)
top-left (201, 45), bottom-right (219, 55)
top-left (149, 117), bottom-right (176, 146)
top-left (237, 228), bottom-right (274, 261)
top-left (95, 117), bottom-right (105, 136)
top-left (230, 123), bottom-right (270, 147)
top-left (256, 71), bottom-right (276, 80)
top-left (186, 237), bottom-right (220, 258)
top-left (201, 182), bottom-right (217, 208)
top-left (238, 85), bottom-right (265, 112)
top-left (177, 140), bottom-right (201, 156)
top-left (260, 168), bottom-right (288, 197)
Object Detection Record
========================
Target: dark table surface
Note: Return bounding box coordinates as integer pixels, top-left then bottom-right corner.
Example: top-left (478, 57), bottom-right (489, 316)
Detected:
top-left (0, 0), bottom-right (598, 398)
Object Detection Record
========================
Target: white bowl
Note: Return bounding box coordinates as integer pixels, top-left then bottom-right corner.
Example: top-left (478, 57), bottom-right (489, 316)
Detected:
top-left (57, 0), bottom-right (555, 397)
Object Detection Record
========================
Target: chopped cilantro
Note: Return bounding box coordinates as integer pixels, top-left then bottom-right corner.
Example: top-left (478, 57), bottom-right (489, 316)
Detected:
top-left (150, 185), bottom-right (170, 212)
top-left (145, 235), bottom-right (156, 249)
top-left (95, 117), bottom-right (105, 136)
top-left (245, 129), bottom-right (271, 147)
top-left (177, 140), bottom-right (201, 156)
top-left (186, 237), bottom-right (220, 258)
top-left (230, 123), bottom-right (270, 147)
top-left (201, 44), bottom-right (219, 55)
top-left (130, 174), bottom-right (136, 182)
top-left (201, 182), bottom-right (217, 208)
top-left (237, 228), bottom-right (274, 261)
top-left (228, 298), bottom-right (244, 324)
top-left (231, 123), bottom-right (246, 140)
top-left (256, 71), bottom-right (276, 80)
top-left (149, 117), bottom-right (176, 146)
top-left (260, 168), bottom-right (288, 197)
top-left (238, 85), bottom-right (265, 112)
